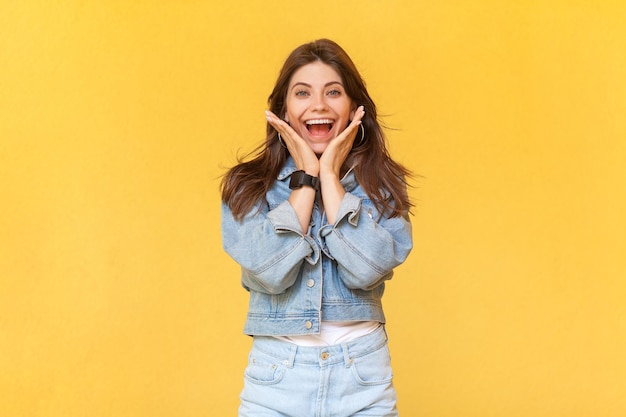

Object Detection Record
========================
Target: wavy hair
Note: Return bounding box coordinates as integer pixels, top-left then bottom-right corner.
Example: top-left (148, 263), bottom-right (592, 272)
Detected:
top-left (221, 39), bottom-right (412, 220)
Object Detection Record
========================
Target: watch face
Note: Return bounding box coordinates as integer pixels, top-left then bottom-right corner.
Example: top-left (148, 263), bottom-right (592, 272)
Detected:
top-left (289, 171), bottom-right (304, 189)
top-left (289, 171), bottom-right (319, 190)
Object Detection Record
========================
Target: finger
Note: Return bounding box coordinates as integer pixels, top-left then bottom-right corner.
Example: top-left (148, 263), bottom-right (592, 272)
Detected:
top-left (340, 106), bottom-right (365, 140)
top-left (339, 118), bottom-right (362, 143)
top-left (264, 110), bottom-right (287, 133)
top-left (265, 110), bottom-right (301, 141)
top-left (350, 105), bottom-right (365, 126)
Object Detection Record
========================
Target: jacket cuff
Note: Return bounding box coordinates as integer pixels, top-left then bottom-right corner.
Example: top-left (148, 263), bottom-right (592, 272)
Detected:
top-left (267, 200), bottom-right (320, 264)
top-left (317, 192), bottom-right (362, 259)
top-left (334, 192), bottom-right (362, 227)
top-left (267, 200), bottom-right (304, 233)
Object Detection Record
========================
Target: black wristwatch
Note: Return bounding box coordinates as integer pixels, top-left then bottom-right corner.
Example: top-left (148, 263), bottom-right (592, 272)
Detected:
top-left (289, 170), bottom-right (320, 191)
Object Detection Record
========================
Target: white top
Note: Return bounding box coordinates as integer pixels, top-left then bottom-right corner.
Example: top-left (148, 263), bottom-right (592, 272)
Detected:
top-left (274, 321), bottom-right (381, 347)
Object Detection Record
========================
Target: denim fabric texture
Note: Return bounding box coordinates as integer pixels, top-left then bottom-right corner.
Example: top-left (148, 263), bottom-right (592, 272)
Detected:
top-left (238, 325), bottom-right (398, 417)
top-left (221, 157), bottom-right (413, 336)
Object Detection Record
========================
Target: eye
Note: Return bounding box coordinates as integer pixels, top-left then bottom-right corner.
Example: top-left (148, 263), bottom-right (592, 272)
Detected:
top-left (327, 89), bottom-right (341, 96)
top-left (295, 90), bottom-right (309, 97)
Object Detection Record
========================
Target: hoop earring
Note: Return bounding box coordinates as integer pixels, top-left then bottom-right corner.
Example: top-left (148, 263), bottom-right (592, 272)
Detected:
top-left (277, 132), bottom-right (287, 149)
top-left (357, 124), bottom-right (366, 146)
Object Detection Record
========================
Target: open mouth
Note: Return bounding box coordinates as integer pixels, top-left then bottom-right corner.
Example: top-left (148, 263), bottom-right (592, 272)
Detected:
top-left (306, 119), bottom-right (334, 136)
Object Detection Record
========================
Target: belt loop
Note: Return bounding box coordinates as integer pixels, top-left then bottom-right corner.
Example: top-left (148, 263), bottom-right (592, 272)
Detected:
top-left (285, 344), bottom-right (297, 368)
top-left (341, 343), bottom-right (353, 368)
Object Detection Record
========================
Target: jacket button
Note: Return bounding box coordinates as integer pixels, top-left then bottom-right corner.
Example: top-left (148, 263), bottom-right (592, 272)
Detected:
top-left (305, 321), bottom-right (312, 329)
top-left (306, 279), bottom-right (315, 288)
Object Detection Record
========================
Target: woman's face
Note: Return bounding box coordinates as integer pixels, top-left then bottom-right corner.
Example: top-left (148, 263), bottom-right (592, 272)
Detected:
top-left (284, 61), bottom-right (355, 155)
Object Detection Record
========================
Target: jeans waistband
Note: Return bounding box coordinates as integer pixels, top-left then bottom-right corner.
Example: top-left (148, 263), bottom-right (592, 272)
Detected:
top-left (250, 324), bottom-right (388, 368)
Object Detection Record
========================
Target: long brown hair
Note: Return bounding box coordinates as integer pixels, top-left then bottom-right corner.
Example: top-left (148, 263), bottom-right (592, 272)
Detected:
top-left (221, 39), bottom-right (412, 220)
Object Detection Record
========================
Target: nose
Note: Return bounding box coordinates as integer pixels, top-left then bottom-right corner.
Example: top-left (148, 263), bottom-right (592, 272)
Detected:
top-left (310, 92), bottom-right (328, 111)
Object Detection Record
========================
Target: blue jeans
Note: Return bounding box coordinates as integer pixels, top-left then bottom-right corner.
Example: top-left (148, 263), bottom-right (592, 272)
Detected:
top-left (239, 325), bottom-right (399, 417)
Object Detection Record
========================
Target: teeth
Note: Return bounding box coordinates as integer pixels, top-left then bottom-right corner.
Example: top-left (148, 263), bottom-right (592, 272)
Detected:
top-left (306, 119), bottom-right (333, 125)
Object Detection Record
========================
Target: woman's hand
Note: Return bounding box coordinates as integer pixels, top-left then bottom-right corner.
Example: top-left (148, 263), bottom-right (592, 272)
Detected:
top-left (319, 106), bottom-right (365, 179)
top-left (265, 110), bottom-right (318, 234)
top-left (265, 110), bottom-right (319, 176)
top-left (319, 106), bottom-right (365, 224)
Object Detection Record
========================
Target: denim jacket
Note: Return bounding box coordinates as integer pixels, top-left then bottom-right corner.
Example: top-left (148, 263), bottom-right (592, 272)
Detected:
top-left (221, 157), bottom-right (413, 336)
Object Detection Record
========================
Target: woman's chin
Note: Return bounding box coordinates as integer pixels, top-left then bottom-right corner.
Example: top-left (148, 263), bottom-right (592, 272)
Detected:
top-left (309, 143), bottom-right (329, 156)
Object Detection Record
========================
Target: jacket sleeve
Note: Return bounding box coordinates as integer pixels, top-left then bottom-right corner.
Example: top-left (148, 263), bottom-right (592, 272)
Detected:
top-left (318, 192), bottom-right (412, 291)
top-left (221, 200), bottom-right (320, 295)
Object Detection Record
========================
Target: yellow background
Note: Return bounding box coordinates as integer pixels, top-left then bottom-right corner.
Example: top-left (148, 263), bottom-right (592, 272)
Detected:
top-left (2, 1), bottom-right (625, 416)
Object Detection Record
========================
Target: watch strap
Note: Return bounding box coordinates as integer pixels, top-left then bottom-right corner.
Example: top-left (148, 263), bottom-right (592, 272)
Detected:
top-left (289, 170), bottom-right (320, 191)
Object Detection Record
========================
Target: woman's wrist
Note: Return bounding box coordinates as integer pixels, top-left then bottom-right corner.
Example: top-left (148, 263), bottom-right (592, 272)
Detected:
top-left (318, 166), bottom-right (340, 185)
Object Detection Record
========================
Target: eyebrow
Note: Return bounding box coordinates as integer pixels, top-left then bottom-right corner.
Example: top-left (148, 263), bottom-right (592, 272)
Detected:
top-left (290, 81), bottom-right (344, 90)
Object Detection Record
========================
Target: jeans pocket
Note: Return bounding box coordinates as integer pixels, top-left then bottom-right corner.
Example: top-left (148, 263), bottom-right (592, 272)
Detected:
top-left (244, 351), bottom-right (285, 385)
top-left (350, 344), bottom-right (394, 386)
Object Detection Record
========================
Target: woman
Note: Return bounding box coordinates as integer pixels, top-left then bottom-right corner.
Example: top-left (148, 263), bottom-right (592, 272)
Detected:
top-left (221, 39), bottom-right (413, 417)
